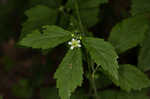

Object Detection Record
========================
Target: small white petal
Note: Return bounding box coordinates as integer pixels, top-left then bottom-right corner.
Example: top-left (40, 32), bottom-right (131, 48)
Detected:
top-left (78, 44), bottom-right (81, 47)
top-left (68, 42), bottom-right (72, 45)
top-left (77, 40), bottom-right (80, 43)
top-left (70, 46), bottom-right (74, 50)
top-left (72, 38), bottom-right (75, 41)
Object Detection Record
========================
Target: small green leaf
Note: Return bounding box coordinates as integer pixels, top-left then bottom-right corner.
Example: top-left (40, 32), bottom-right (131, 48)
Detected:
top-left (54, 48), bottom-right (83, 99)
top-left (21, 5), bottom-right (58, 37)
top-left (82, 37), bottom-right (119, 80)
top-left (131, 0), bottom-right (150, 16)
top-left (138, 33), bottom-right (150, 71)
top-left (99, 89), bottom-right (150, 99)
top-left (113, 64), bottom-right (150, 92)
top-left (109, 15), bottom-right (149, 54)
top-left (19, 25), bottom-right (72, 50)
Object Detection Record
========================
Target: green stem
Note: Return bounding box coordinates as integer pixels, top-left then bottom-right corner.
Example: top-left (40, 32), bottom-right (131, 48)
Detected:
top-left (73, 1), bottom-right (99, 98)
top-left (91, 62), bottom-right (99, 99)
top-left (87, 54), bottom-right (99, 99)
top-left (91, 75), bottom-right (99, 99)
top-left (74, 0), bottom-right (85, 34)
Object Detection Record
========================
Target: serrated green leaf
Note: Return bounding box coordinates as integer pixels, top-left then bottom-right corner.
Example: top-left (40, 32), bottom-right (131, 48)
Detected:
top-left (99, 89), bottom-right (150, 99)
top-left (109, 15), bottom-right (149, 54)
top-left (54, 48), bottom-right (83, 99)
top-left (113, 64), bottom-right (150, 92)
top-left (21, 5), bottom-right (58, 37)
top-left (19, 25), bottom-right (72, 50)
top-left (82, 37), bottom-right (119, 80)
top-left (131, 0), bottom-right (150, 16)
top-left (66, 0), bottom-right (108, 28)
top-left (138, 33), bottom-right (150, 71)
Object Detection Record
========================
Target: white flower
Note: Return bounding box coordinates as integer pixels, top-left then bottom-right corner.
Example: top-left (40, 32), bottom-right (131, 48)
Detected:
top-left (68, 38), bottom-right (81, 50)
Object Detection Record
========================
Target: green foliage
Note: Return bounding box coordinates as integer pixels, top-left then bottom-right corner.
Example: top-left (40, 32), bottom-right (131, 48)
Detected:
top-left (109, 15), bottom-right (149, 53)
top-left (54, 48), bottom-right (83, 99)
top-left (19, 25), bottom-right (72, 49)
top-left (21, 5), bottom-right (58, 37)
top-left (99, 89), bottom-right (150, 99)
top-left (78, 0), bottom-right (108, 28)
top-left (131, 0), bottom-right (150, 16)
top-left (82, 37), bottom-right (119, 80)
top-left (0, 96), bottom-right (2, 99)
top-left (16, 0), bottom-right (150, 99)
top-left (66, 0), bottom-right (108, 28)
top-left (113, 64), bottom-right (150, 92)
top-left (138, 33), bottom-right (150, 71)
